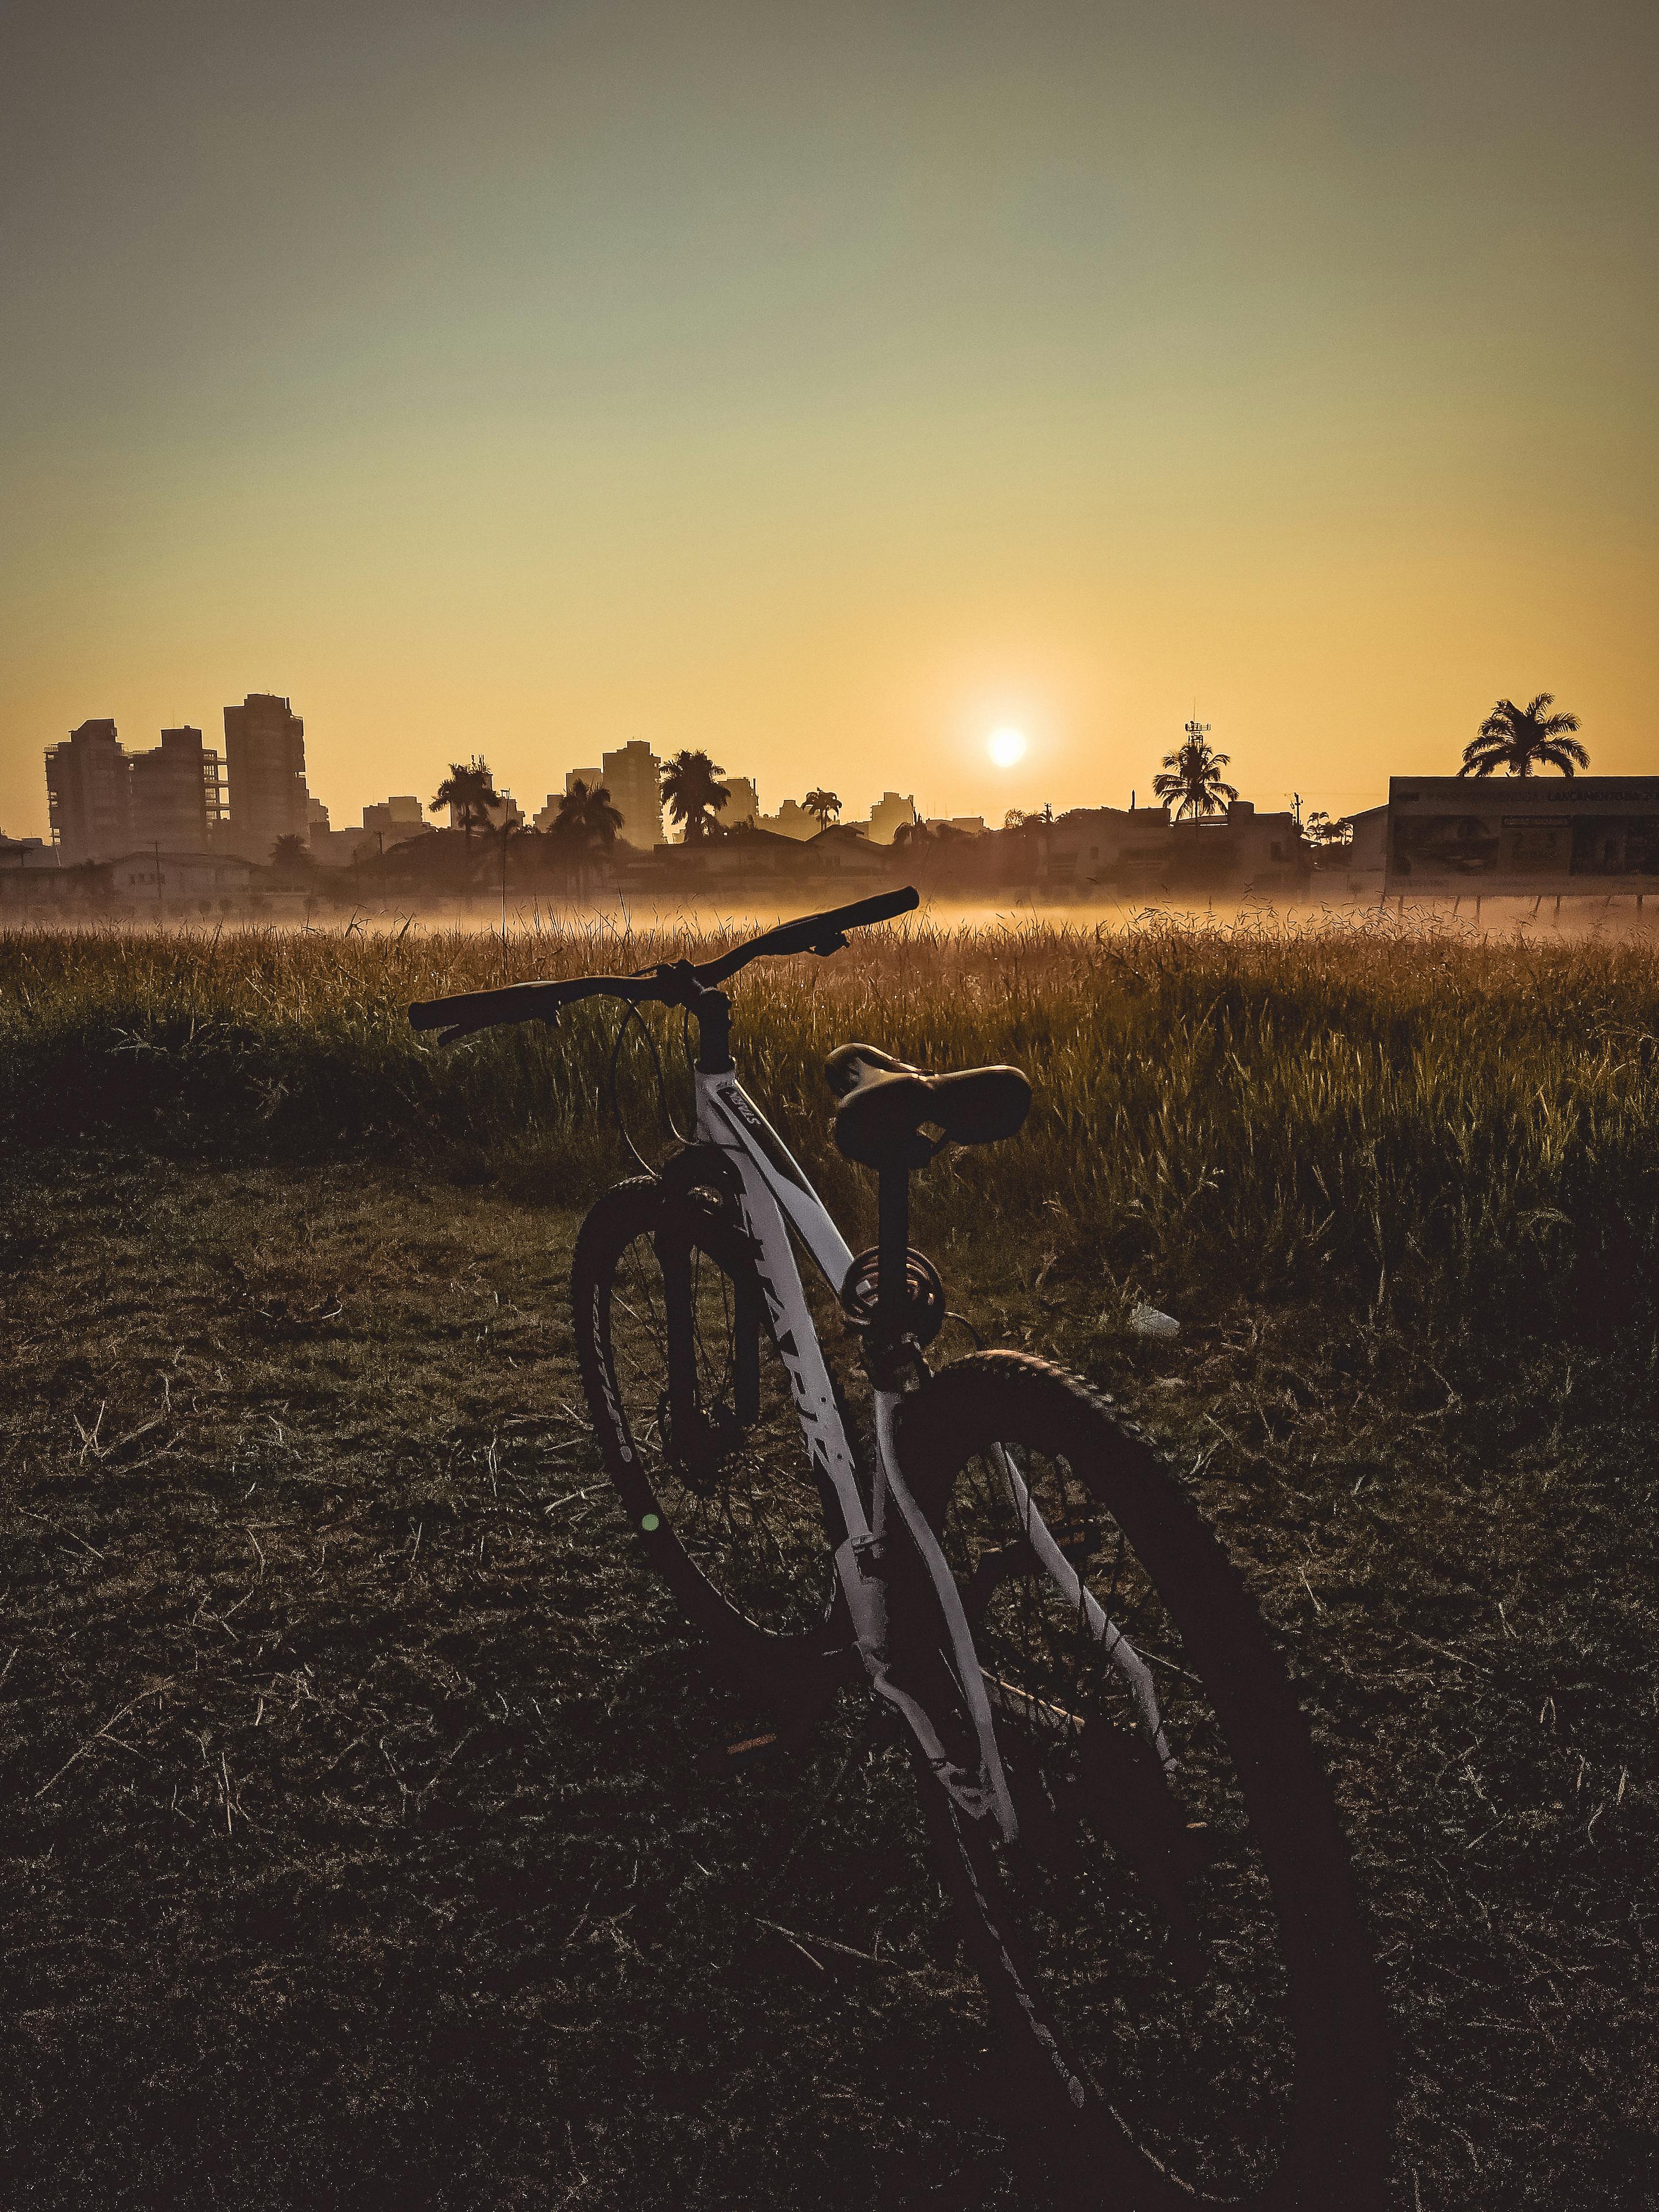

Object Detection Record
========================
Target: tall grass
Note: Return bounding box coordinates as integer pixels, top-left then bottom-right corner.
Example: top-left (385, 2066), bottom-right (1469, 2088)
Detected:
top-left (7, 911), bottom-right (1659, 1347)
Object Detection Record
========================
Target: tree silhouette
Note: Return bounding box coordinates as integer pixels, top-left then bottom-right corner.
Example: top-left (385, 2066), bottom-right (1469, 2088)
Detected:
top-left (550, 781), bottom-right (624, 895)
top-left (1304, 811), bottom-right (1352, 849)
top-left (660, 751), bottom-right (729, 844)
top-left (1460, 694), bottom-right (1587, 779)
top-left (1153, 721), bottom-right (1238, 821)
top-left (269, 833), bottom-right (316, 881)
top-left (803, 787), bottom-right (842, 833)
top-left (892, 819), bottom-right (932, 848)
top-left (66, 858), bottom-right (114, 904)
top-left (551, 779), bottom-right (625, 852)
top-left (431, 757), bottom-right (496, 874)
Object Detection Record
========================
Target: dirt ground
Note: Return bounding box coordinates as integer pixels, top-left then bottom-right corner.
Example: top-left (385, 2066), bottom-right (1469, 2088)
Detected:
top-left (2, 1157), bottom-right (1656, 2208)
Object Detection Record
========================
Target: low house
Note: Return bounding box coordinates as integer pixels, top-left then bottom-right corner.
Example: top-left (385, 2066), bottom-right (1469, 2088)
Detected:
top-left (1042, 806), bottom-right (1171, 895)
top-left (631, 823), bottom-right (895, 890)
top-left (1335, 806), bottom-right (1389, 895)
top-left (805, 825), bottom-right (893, 879)
top-left (1164, 802), bottom-right (1309, 898)
top-left (0, 840), bottom-right (76, 910)
top-left (107, 850), bottom-right (255, 911)
top-left (1038, 801), bottom-right (1308, 899)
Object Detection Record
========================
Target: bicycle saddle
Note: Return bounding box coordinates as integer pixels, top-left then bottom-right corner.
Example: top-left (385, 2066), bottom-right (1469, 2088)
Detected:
top-left (825, 1043), bottom-right (1032, 1169)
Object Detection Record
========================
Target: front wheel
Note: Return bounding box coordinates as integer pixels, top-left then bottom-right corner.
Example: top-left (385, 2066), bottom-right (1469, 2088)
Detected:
top-left (571, 1173), bottom-right (847, 1682)
top-left (898, 1352), bottom-right (1389, 2209)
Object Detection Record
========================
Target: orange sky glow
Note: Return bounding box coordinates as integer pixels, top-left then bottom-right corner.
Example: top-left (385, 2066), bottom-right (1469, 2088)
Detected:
top-left (2, 1), bottom-right (1654, 841)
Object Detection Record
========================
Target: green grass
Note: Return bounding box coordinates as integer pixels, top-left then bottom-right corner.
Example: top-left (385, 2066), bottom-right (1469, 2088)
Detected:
top-left (3, 914), bottom-right (1658, 2207)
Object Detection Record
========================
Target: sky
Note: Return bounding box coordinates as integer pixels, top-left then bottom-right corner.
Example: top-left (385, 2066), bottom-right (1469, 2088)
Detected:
top-left (2, 0), bottom-right (1654, 840)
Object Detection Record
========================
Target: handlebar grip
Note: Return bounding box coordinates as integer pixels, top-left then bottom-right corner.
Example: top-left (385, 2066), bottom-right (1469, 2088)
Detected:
top-left (407, 979), bottom-right (570, 1037)
top-left (408, 971), bottom-right (666, 1040)
top-left (815, 886), bottom-right (921, 934)
top-left (741, 885), bottom-right (920, 960)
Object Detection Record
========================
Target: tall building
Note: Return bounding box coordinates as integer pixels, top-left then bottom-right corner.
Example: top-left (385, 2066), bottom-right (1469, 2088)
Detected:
top-left (129, 726), bottom-right (226, 852)
top-left (544, 743), bottom-right (663, 847)
top-left (868, 791), bottom-right (918, 844)
top-left (362, 796), bottom-right (428, 839)
top-left (763, 798), bottom-right (817, 841)
top-left (719, 776), bottom-right (759, 829)
top-left (44, 720), bottom-right (132, 862)
top-left (222, 693), bottom-right (310, 859)
top-left (595, 742), bottom-right (662, 848)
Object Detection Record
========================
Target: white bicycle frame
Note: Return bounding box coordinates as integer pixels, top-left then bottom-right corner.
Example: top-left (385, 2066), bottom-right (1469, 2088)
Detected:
top-left (696, 1065), bottom-right (1173, 1840)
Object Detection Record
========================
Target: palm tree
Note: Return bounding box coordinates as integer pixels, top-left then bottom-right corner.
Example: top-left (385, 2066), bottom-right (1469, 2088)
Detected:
top-left (1304, 810), bottom-right (1352, 849)
top-left (550, 780), bottom-right (625, 899)
top-left (269, 833), bottom-right (316, 883)
top-left (660, 750), bottom-right (729, 844)
top-left (552, 779), bottom-right (625, 850)
top-left (1152, 720), bottom-right (1238, 822)
top-left (1460, 694), bottom-right (1587, 778)
top-left (803, 787), bottom-right (842, 833)
top-left (430, 757), bottom-right (497, 874)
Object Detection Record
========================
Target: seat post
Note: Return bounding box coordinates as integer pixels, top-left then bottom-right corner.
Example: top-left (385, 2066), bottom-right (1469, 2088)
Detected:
top-left (876, 1163), bottom-right (911, 1337)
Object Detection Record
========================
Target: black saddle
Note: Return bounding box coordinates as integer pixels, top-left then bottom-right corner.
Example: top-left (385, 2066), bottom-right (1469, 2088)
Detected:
top-left (826, 1043), bottom-right (1032, 1170)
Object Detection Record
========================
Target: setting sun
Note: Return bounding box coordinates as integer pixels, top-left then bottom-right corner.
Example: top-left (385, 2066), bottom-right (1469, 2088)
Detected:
top-left (988, 726), bottom-right (1028, 769)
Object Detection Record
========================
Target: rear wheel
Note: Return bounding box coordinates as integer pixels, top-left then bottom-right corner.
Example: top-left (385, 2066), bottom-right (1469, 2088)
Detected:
top-left (572, 1174), bottom-right (847, 1679)
top-left (898, 1352), bottom-right (1388, 2209)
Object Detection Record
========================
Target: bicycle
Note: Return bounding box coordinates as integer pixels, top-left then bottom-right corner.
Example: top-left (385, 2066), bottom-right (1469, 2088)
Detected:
top-left (409, 888), bottom-right (1387, 2208)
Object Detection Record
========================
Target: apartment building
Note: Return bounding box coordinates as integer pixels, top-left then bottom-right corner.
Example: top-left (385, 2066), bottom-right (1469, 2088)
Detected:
top-left (44, 720), bottom-right (131, 862)
top-left (222, 693), bottom-right (310, 860)
top-left (129, 727), bottom-right (226, 850)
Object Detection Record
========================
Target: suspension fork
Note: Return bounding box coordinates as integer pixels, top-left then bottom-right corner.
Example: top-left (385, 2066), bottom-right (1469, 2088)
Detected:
top-left (656, 1229), bottom-right (699, 1450)
top-left (732, 1264), bottom-right (761, 1429)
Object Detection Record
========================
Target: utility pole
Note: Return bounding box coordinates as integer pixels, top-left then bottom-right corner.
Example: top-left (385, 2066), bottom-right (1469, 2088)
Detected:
top-left (498, 820), bottom-right (520, 960)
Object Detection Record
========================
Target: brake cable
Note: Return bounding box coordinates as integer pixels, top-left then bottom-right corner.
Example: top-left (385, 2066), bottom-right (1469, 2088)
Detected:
top-left (606, 999), bottom-right (689, 1175)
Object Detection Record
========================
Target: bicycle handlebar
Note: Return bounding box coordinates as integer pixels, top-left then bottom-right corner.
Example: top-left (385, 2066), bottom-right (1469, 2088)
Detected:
top-left (407, 885), bottom-right (920, 1044)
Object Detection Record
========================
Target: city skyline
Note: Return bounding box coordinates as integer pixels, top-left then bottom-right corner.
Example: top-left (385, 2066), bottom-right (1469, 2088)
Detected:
top-left (16, 668), bottom-right (1637, 858)
top-left (33, 701), bottom-right (942, 865)
top-left (3, 4), bottom-right (1653, 845)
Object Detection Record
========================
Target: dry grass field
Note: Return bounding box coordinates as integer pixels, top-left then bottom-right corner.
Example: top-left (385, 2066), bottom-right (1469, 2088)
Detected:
top-left (3, 912), bottom-right (1657, 2207)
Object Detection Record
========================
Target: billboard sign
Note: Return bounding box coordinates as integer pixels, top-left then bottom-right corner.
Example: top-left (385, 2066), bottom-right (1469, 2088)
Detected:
top-left (1385, 778), bottom-right (1659, 895)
